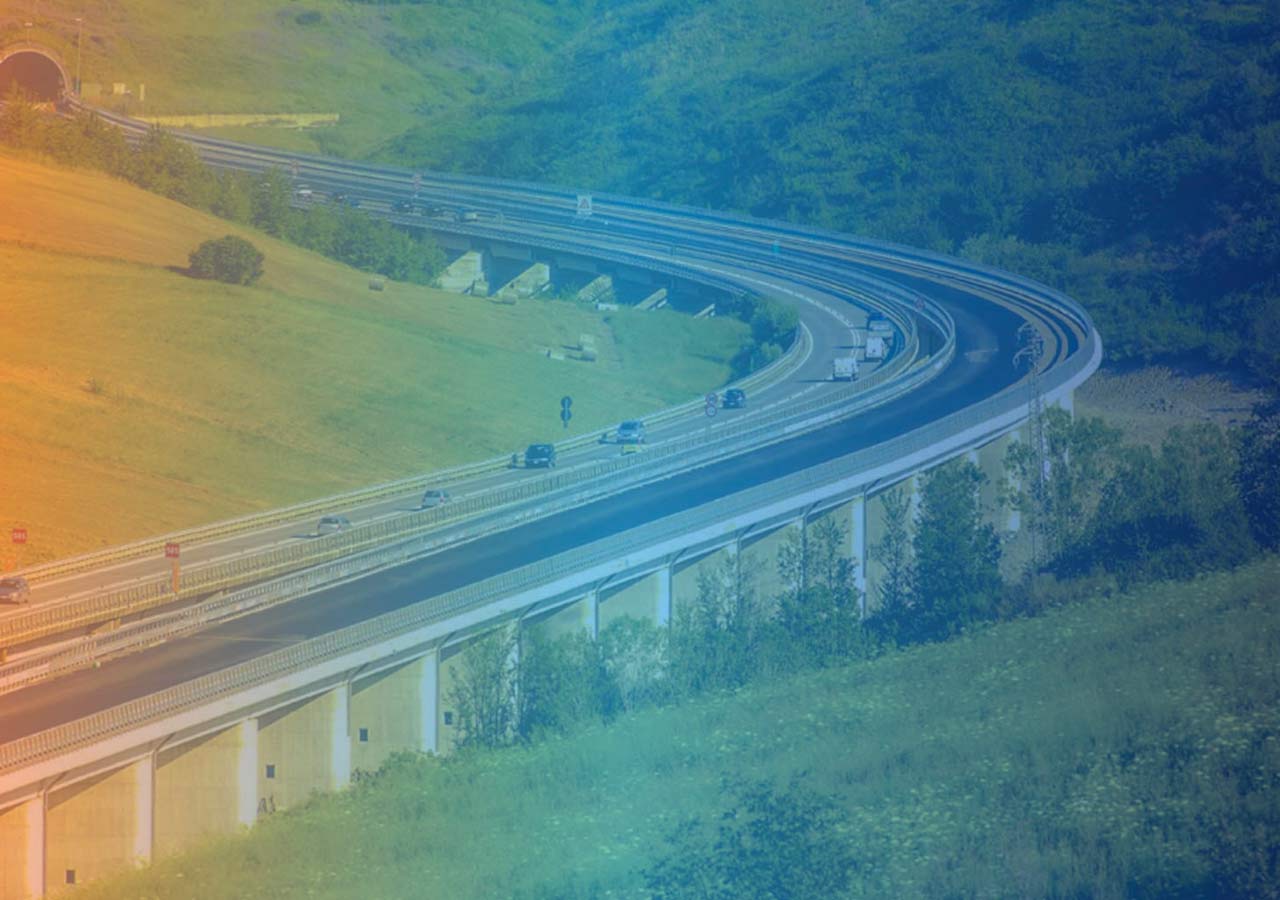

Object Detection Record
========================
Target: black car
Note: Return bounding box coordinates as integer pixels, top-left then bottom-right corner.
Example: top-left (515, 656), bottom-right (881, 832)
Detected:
top-left (391, 198), bottom-right (416, 213)
top-left (722, 388), bottom-right (746, 409)
top-left (524, 443), bottom-right (557, 468)
top-left (331, 193), bottom-right (361, 208)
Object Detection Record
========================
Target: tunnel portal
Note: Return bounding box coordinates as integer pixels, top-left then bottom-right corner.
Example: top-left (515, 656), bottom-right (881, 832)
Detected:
top-left (0, 49), bottom-right (68, 102)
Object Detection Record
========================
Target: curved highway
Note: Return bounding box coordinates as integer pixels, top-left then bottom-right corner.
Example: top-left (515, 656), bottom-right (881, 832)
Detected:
top-left (0, 108), bottom-right (1097, 747)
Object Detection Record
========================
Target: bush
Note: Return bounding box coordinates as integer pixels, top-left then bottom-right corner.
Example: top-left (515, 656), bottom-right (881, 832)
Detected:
top-left (188, 235), bottom-right (264, 285)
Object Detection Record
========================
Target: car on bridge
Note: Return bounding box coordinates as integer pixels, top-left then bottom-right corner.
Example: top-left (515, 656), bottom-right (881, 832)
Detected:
top-left (722, 388), bottom-right (747, 409)
top-left (316, 515), bottom-right (352, 535)
top-left (0, 576), bottom-right (31, 604)
top-left (615, 420), bottom-right (646, 444)
top-left (524, 444), bottom-right (557, 468)
top-left (391, 198), bottom-right (417, 214)
top-left (420, 488), bottom-right (451, 509)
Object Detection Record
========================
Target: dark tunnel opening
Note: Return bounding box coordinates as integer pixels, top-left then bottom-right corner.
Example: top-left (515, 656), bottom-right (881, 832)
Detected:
top-left (0, 51), bottom-right (66, 102)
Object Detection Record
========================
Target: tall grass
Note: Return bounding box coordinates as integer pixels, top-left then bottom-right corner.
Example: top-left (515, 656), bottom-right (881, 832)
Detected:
top-left (81, 556), bottom-right (1280, 899)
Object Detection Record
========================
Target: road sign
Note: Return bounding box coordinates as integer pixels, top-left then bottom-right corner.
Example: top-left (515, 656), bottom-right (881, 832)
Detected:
top-left (164, 542), bottom-right (181, 559)
top-left (561, 407), bottom-right (572, 428)
top-left (705, 392), bottom-right (719, 408)
top-left (412, 173), bottom-right (422, 194)
top-left (11, 528), bottom-right (27, 545)
top-left (290, 160), bottom-right (299, 179)
top-left (704, 402), bottom-right (718, 418)
top-left (561, 395), bottom-right (573, 411)
top-left (575, 194), bottom-right (593, 217)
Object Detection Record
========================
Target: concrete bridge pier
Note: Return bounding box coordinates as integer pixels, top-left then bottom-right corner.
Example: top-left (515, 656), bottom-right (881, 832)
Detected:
top-left (44, 754), bottom-right (153, 891)
top-left (256, 684), bottom-right (350, 814)
top-left (0, 794), bottom-right (44, 899)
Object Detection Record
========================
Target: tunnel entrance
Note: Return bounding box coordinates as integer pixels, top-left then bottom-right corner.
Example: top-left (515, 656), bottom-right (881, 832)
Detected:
top-left (0, 50), bottom-right (67, 102)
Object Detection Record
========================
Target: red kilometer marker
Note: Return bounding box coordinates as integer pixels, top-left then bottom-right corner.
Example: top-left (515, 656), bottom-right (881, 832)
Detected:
top-left (164, 542), bottom-right (181, 559)
top-left (11, 528), bottom-right (27, 544)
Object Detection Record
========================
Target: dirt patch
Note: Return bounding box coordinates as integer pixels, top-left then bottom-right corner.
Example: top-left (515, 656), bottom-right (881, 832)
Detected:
top-left (1076, 363), bottom-right (1271, 446)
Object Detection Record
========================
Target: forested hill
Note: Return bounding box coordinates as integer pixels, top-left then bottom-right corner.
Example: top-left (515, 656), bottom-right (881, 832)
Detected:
top-left (374, 0), bottom-right (1280, 385)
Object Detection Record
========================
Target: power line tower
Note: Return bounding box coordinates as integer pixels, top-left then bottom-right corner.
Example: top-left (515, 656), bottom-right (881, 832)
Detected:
top-left (1013, 322), bottom-right (1048, 572)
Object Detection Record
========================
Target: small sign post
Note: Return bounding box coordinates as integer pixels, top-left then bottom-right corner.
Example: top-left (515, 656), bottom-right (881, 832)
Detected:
top-left (575, 194), bottom-right (593, 218)
top-left (9, 527), bottom-right (27, 572)
top-left (165, 542), bottom-right (181, 593)
top-left (560, 395), bottom-right (573, 429)
top-left (412, 173), bottom-right (422, 195)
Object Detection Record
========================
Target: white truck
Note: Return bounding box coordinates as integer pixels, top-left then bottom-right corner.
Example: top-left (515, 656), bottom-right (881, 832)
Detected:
top-left (832, 356), bottom-right (858, 381)
top-left (864, 333), bottom-right (887, 361)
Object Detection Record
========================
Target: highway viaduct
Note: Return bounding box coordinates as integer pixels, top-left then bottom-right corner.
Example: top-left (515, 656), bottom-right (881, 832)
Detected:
top-left (0, 90), bottom-right (1099, 898)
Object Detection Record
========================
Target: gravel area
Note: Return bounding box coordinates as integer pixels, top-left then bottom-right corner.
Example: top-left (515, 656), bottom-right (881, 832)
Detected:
top-left (1076, 364), bottom-right (1271, 445)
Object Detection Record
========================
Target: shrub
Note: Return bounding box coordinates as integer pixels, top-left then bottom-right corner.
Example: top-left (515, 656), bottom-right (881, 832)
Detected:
top-left (188, 235), bottom-right (264, 285)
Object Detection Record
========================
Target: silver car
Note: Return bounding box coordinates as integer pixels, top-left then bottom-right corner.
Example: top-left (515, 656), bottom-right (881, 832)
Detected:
top-left (316, 515), bottom-right (352, 535)
top-left (420, 489), bottom-right (451, 509)
top-left (0, 576), bottom-right (31, 604)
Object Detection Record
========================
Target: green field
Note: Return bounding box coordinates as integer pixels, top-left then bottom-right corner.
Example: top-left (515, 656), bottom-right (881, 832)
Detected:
top-left (77, 556), bottom-right (1280, 898)
top-left (0, 151), bottom-right (747, 562)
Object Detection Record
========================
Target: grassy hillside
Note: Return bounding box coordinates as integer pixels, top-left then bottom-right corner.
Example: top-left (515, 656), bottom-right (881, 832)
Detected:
top-left (0, 151), bottom-right (747, 562)
top-left (80, 555), bottom-right (1280, 898)
top-left (3, 0), bottom-right (585, 158)
top-left (15, 1), bottom-right (1278, 384)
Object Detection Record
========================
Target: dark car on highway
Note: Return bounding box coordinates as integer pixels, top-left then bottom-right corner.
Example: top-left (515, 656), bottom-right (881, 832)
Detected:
top-left (722, 388), bottom-right (746, 409)
top-left (616, 420), bottom-right (646, 444)
top-left (0, 576), bottom-right (31, 604)
top-left (391, 198), bottom-right (417, 213)
top-left (525, 444), bottom-right (557, 468)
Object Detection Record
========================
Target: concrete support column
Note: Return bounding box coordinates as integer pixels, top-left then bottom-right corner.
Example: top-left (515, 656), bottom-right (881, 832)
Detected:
top-left (584, 591), bottom-right (600, 640)
top-left (0, 795), bottom-right (45, 900)
top-left (419, 651), bottom-right (439, 755)
top-left (133, 754), bottom-right (154, 865)
top-left (656, 565), bottom-right (672, 626)
top-left (329, 683), bottom-right (352, 791)
top-left (236, 718), bottom-right (259, 827)
top-left (849, 495), bottom-right (867, 618)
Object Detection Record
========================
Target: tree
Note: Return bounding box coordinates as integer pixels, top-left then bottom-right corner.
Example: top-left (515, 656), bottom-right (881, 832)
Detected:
top-left (598, 616), bottom-right (671, 715)
top-left (776, 517), bottom-right (863, 666)
top-left (1237, 400), bottom-right (1280, 551)
top-left (188, 235), bottom-right (265, 285)
top-left (1062, 424), bottom-right (1256, 585)
top-left (670, 554), bottom-right (769, 695)
top-left (446, 628), bottom-right (518, 751)
top-left (1004, 408), bottom-right (1123, 570)
top-left (868, 486), bottom-right (913, 643)
top-left (643, 777), bottom-right (860, 900)
top-left (516, 628), bottom-right (605, 741)
top-left (911, 460), bottom-right (1002, 641)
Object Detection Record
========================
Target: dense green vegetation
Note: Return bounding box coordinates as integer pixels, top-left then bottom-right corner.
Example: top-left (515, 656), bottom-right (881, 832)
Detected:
top-left (81, 551), bottom-right (1280, 899)
top-left (371, 0), bottom-right (1280, 386)
top-left (18, 2), bottom-right (1278, 380)
top-left (188, 234), bottom-right (264, 285)
top-left (0, 95), bottom-right (446, 283)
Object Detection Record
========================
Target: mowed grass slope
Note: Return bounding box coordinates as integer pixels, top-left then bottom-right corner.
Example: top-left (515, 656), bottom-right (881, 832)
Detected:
top-left (80, 557), bottom-right (1280, 899)
top-left (0, 152), bottom-right (747, 562)
top-left (16, 0), bottom-right (579, 158)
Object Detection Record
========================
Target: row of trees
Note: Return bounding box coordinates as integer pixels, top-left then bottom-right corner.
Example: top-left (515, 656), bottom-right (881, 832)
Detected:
top-left (0, 90), bottom-right (445, 284)
top-left (444, 402), bottom-right (1280, 751)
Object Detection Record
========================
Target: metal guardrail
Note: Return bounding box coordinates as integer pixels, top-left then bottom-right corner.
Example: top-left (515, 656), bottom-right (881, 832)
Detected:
top-left (0, 314), bottom-right (925, 667)
top-left (11, 283), bottom-right (810, 589)
top-left (0, 320), bottom-right (1090, 776)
